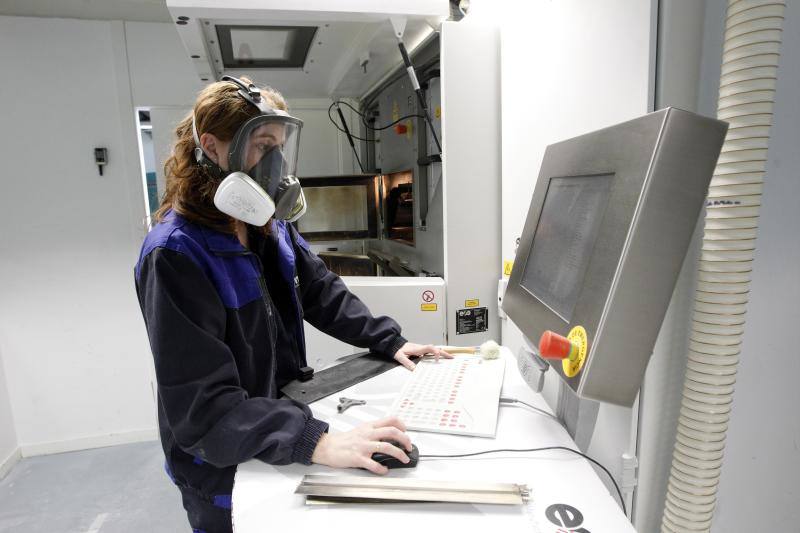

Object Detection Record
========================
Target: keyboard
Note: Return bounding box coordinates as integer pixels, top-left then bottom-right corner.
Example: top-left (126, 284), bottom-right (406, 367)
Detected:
top-left (388, 355), bottom-right (505, 437)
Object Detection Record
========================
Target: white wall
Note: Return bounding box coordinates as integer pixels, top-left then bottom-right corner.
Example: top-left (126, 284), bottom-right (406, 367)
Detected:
top-left (150, 106), bottom-right (192, 199)
top-left (291, 99), bottom-right (359, 177)
top-left (0, 346), bottom-right (19, 478)
top-left (497, 0), bottom-right (655, 503)
top-left (124, 21), bottom-right (203, 201)
top-left (0, 16), bottom-right (395, 457)
top-left (0, 16), bottom-right (156, 454)
top-left (125, 22), bottom-right (202, 108)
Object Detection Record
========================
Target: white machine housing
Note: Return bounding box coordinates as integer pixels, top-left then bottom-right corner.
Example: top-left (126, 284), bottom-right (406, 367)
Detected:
top-left (304, 277), bottom-right (446, 369)
top-left (166, 1), bottom-right (503, 350)
top-left (165, 0), bottom-right (448, 97)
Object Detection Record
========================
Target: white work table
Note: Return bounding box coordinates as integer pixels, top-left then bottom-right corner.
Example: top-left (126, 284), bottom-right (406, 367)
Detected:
top-left (233, 349), bottom-right (635, 533)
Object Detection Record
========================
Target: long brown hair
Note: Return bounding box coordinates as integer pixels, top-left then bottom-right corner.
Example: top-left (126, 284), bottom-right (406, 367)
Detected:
top-left (154, 77), bottom-right (288, 233)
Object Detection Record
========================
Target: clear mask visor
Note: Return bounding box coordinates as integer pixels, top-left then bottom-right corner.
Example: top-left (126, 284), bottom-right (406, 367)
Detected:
top-left (230, 115), bottom-right (302, 198)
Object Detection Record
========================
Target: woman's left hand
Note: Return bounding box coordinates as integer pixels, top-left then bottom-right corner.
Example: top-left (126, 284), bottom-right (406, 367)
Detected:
top-left (393, 342), bottom-right (453, 371)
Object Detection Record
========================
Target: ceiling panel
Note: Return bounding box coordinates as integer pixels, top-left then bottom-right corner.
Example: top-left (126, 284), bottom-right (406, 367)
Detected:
top-left (0, 0), bottom-right (170, 23)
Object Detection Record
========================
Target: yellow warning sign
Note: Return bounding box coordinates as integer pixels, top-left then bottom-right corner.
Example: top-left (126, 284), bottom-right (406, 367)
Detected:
top-left (435, 106), bottom-right (441, 119)
top-left (503, 260), bottom-right (514, 277)
top-left (421, 303), bottom-right (438, 312)
top-left (465, 299), bottom-right (479, 308)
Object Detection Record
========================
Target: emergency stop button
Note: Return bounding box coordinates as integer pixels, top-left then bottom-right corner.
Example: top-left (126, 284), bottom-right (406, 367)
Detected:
top-left (539, 327), bottom-right (588, 377)
top-left (538, 330), bottom-right (577, 360)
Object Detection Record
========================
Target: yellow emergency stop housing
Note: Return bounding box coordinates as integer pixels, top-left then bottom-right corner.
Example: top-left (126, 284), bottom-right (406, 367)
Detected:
top-left (562, 326), bottom-right (588, 377)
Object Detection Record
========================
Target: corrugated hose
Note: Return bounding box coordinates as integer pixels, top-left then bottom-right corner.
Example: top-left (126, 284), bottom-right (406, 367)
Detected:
top-left (661, 1), bottom-right (786, 531)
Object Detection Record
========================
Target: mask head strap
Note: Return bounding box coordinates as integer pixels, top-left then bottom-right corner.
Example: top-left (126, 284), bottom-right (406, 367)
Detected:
top-left (192, 76), bottom-right (294, 182)
top-left (192, 113), bottom-right (204, 162)
top-left (193, 75), bottom-right (276, 164)
top-left (221, 75), bottom-right (273, 113)
top-left (191, 113), bottom-right (225, 179)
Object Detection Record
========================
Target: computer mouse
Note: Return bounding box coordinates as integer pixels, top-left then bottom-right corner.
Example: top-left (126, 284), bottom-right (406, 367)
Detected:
top-left (371, 442), bottom-right (419, 469)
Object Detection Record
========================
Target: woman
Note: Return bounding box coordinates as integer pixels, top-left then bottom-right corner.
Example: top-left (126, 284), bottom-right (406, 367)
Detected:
top-left (134, 76), bottom-right (449, 532)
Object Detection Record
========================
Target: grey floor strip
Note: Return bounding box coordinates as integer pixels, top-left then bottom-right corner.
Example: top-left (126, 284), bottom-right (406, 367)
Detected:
top-left (0, 441), bottom-right (188, 533)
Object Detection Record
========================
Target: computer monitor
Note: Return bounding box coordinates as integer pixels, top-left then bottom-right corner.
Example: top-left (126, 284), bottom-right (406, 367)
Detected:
top-left (503, 108), bottom-right (727, 406)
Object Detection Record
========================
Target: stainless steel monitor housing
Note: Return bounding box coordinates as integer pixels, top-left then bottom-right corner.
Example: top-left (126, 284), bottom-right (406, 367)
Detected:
top-left (503, 108), bottom-right (727, 406)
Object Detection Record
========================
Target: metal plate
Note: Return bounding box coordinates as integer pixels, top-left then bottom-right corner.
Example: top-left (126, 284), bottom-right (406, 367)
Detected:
top-left (296, 475), bottom-right (529, 505)
top-left (280, 351), bottom-right (399, 404)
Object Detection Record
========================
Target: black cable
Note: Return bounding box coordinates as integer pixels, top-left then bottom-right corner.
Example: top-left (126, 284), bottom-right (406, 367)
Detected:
top-left (326, 49), bottom-right (441, 158)
top-left (420, 446), bottom-right (626, 516)
top-left (333, 100), bottom-right (424, 132)
top-left (352, 147), bottom-right (365, 173)
top-left (332, 100), bottom-right (366, 117)
top-left (499, 397), bottom-right (563, 425)
top-left (327, 102), bottom-right (374, 142)
top-left (365, 113), bottom-right (425, 131)
top-left (334, 103), bottom-right (365, 173)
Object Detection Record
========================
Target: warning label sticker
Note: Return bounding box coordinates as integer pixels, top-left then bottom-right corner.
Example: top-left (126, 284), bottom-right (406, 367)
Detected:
top-left (456, 307), bottom-right (488, 335)
top-left (421, 303), bottom-right (438, 312)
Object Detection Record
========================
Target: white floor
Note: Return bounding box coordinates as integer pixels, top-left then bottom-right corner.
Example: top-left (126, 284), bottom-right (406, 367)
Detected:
top-left (0, 441), bottom-right (189, 532)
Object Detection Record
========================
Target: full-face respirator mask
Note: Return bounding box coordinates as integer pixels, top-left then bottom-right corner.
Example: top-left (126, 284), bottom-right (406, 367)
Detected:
top-left (192, 76), bottom-right (306, 226)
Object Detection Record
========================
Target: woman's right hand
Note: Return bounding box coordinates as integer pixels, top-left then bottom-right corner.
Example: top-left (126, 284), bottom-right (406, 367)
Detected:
top-left (311, 416), bottom-right (412, 475)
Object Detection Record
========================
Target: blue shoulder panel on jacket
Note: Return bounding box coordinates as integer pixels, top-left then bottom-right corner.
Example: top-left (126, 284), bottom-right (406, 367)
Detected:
top-left (273, 221), bottom-right (298, 287)
top-left (291, 224), bottom-right (312, 253)
top-left (135, 211), bottom-right (262, 310)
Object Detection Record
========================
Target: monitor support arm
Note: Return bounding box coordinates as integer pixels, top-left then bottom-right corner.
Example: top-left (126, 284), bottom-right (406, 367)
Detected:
top-left (517, 341), bottom-right (550, 393)
top-left (517, 335), bottom-right (599, 452)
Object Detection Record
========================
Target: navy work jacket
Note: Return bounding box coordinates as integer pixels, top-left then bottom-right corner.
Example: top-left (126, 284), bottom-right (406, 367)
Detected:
top-left (134, 210), bottom-right (406, 509)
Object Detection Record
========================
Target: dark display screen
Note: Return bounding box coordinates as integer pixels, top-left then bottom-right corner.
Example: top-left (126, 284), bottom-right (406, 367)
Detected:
top-left (520, 174), bottom-right (613, 321)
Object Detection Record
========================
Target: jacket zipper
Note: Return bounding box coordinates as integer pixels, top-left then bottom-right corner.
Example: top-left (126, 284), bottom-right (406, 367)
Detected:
top-left (219, 249), bottom-right (279, 390)
top-left (260, 227), bottom-right (305, 376)
top-left (250, 253), bottom-right (279, 390)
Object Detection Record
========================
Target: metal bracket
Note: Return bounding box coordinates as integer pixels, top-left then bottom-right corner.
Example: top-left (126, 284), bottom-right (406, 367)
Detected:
top-left (517, 343), bottom-right (549, 393)
top-left (621, 453), bottom-right (639, 490)
top-left (389, 17), bottom-right (407, 41)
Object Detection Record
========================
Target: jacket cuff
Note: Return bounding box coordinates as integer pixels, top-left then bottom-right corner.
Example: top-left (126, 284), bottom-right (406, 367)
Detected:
top-left (384, 334), bottom-right (408, 360)
top-left (291, 417), bottom-right (329, 465)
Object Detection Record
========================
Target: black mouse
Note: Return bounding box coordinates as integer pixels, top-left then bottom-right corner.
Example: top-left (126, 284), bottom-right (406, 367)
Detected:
top-left (371, 442), bottom-right (419, 469)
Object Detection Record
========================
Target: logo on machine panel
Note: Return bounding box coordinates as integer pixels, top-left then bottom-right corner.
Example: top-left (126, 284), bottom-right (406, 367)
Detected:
top-left (456, 307), bottom-right (488, 335)
top-left (544, 503), bottom-right (591, 533)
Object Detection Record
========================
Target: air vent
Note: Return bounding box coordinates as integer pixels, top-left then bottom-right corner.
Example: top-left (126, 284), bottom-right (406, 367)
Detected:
top-left (215, 25), bottom-right (317, 69)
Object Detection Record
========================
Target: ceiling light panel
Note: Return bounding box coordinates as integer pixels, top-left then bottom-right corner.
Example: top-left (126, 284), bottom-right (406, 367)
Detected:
top-left (216, 25), bottom-right (317, 68)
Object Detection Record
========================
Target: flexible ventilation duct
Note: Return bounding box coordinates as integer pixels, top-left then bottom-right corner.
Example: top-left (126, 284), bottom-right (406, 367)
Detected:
top-left (661, 1), bottom-right (785, 531)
